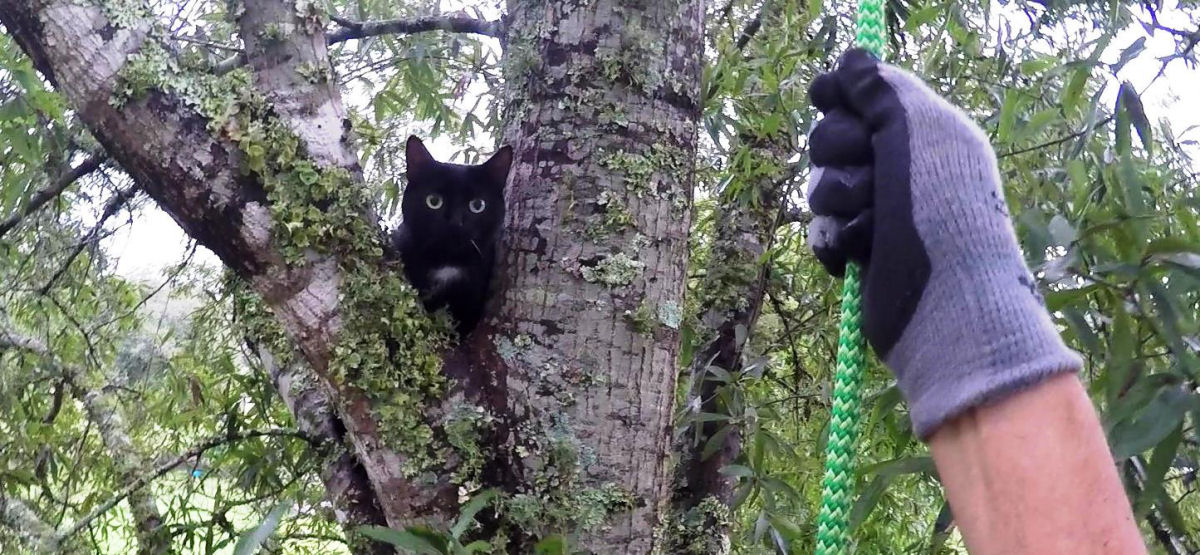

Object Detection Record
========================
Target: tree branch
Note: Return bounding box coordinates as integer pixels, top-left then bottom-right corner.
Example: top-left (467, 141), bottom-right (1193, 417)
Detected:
top-left (0, 153), bottom-right (106, 241)
top-left (56, 428), bottom-right (318, 543)
top-left (0, 495), bottom-right (57, 552)
top-left (326, 14), bottom-right (502, 43)
top-left (998, 115), bottom-right (1115, 159)
top-left (38, 184), bottom-right (139, 295)
top-left (0, 323), bottom-right (168, 551)
top-left (252, 346), bottom-right (390, 551)
top-left (212, 14), bottom-right (502, 75)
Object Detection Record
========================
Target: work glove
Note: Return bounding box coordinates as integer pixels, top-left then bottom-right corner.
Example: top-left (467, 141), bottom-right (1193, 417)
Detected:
top-left (805, 49), bottom-right (1082, 439)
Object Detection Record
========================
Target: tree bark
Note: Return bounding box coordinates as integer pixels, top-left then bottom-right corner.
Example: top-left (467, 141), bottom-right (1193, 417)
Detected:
top-left (672, 130), bottom-right (793, 551)
top-left (478, 0), bottom-right (703, 549)
top-left (79, 388), bottom-right (169, 554)
top-left (0, 0), bottom-right (450, 533)
top-left (0, 495), bottom-right (57, 553)
top-left (254, 347), bottom-right (390, 551)
top-left (3, 0), bottom-right (709, 548)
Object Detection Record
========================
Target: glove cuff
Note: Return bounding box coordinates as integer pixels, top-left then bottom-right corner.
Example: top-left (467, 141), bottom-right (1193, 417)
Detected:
top-left (890, 266), bottom-right (1084, 439)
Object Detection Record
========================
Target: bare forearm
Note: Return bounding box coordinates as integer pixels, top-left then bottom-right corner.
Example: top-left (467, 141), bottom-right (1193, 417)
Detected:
top-left (928, 373), bottom-right (1145, 554)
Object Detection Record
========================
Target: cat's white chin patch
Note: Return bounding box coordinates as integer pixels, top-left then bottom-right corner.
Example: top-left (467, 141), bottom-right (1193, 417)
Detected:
top-left (430, 266), bottom-right (466, 286)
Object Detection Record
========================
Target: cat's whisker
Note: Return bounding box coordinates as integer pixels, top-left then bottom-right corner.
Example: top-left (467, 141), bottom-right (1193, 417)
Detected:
top-left (471, 240), bottom-right (483, 257)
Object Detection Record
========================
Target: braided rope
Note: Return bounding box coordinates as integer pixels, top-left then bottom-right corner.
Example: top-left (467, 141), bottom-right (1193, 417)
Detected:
top-left (814, 0), bottom-right (885, 553)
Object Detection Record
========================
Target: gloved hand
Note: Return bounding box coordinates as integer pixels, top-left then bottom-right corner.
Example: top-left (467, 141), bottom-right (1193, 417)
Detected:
top-left (805, 49), bottom-right (1082, 439)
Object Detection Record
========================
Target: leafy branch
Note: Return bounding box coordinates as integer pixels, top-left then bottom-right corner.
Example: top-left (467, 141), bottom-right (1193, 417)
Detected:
top-left (56, 428), bottom-right (319, 543)
top-left (213, 14), bottom-right (502, 75)
top-left (37, 183), bottom-right (139, 295)
top-left (0, 153), bottom-right (106, 241)
top-left (326, 14), bottom-right (503, 42)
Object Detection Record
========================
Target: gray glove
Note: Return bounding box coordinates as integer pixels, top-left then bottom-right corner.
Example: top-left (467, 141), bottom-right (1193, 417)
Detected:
top-left (805, 49), bottom-right (1082, 439)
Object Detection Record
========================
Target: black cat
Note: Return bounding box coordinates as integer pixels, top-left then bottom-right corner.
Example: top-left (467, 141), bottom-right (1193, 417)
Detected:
top-left (390, 136), bottom-right (512, 336)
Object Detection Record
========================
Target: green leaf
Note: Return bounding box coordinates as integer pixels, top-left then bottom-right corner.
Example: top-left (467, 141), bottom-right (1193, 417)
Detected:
top-left (767, 513), bottom-right (804, 540)
top-left (358, 526), bottom-right (447, 554)
top-left (1068, 159), bottom-right (1090, 212)
top-left (1109, 387), bottom-right (1200, 459)
top-left (1104, 309), bottom-right (1136, 404)
top-left (701, 424), bottom-right (732, 460)
top-left (534, 535), bottom-right (568, 555)
top-left (1048, 214), bottom-right (1077, 247)
top-left (451, 489), bottom-right (498, 540)
top-left (1044, 284), bottom-right (1099, 312)
top-left (807, 0), bottom-right (822, 17)
top-left (690, 412), bottom-right (733, 423)
top-left (1118, 82), bottom-right (1152, 155)
top-left (997, 90), bottom-right (1019, 143)
top-left (1062, 68), bottom-right (1089, 114)
top-left (865, 385), bottom-right (902, 439)
top-left (850, 474), bottom-right (891, 530)
top-left (1110, 37), bottom-right (1146, 73)
top-left (1143, 237), bottom-right (1200, 260)
top-left (1154, 489), bottom-right (1190, 537)
top-left (1115, 106), bottom-right (1132, 160)
top-left (905, 4), bottom-right (941, 31)
top-left (704, 365), bottom-right (733, 383)
top-left (1017, 108), bottom-right (1060, 143)
top-left (1143, 237), bottom-right (1200, 256)
top-left (860, 456), bottom-right (936, 479)
top-left (1020, 55), bottom-right (1058, 74)
top-left (761, 476), bottom-right (800, 501)
top-left (1062, 309), bottom-right (1101, 353)
top-left (463, 540), bottom-right (493, 553)
top-left (719, 464), bottom-right (755, 479)
top-left (233, 500), bottom-right (291, 555)
top-left (1135, 424), bottom-right (1183, 518)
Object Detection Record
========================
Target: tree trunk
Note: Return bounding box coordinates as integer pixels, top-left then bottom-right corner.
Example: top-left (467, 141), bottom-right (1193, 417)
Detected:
top-left (80, 388), bottom-right (169, 554)
top-left (478, 0), bottom-right (703, 549)
top-left (671, 130), bottom-right (793, 552)
top-left (2, 0), bottom-right (705, 549)
top-left (254, 347), bottom-right (390, 553)
top-left (0, 495), bottom-right (57, 553)
top-left (0, 0), bottom-right (444, 534)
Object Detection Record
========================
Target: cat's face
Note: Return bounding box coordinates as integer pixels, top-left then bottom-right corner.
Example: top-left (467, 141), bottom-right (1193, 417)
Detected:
top-left (401, 136), bottom-right (511, 255)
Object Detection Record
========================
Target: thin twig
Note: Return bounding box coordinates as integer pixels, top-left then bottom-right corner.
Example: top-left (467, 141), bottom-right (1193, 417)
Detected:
top-left (55, 429), bottom-right (320, 543)
top-left (171, 34), bottom-right (241, 52)
top-left (998, 115), bottom-right (1115, 159)
top-left (38, 184), bottom-right (139, 295)
top-left (326, 14), bottom-right (503, 43)
top-left (213, 14), bottom-right (502, 75)
top-left (0, 153), bottom-right (106, 240)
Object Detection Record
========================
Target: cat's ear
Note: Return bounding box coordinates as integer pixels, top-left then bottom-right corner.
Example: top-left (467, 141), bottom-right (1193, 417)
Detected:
top-left (406, 136), bottom-right (436, 180)
top-left (482, 145), bottom-right (513, 189)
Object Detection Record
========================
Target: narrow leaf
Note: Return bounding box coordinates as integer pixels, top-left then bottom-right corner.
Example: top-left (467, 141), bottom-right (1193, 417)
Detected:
top-left (358, 526), bottom-right (446, 554)
top-left (534, 535), bottom-right (568, 555)
top-left (451, 489), bottom-right (499, 540)
top-left (1109, 387), bottom-right (1200, 459)
top-left (1118, 82), bottom-right (1152, 155)
top-left (719, 464), bottom-right (755, 479)
top-left (233, 501), bottom-right (291, 555)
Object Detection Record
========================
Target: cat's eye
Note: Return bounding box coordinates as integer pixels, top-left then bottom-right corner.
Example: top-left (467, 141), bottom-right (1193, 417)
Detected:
top-left (468, 199), bottom-right (486, 213)
top-left (425, 194), bottom-right (443, 210)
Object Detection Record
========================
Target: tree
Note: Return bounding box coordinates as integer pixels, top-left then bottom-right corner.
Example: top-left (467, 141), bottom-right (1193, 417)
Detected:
top-left (1, 0), bottom-right (701, 551)
top-left (1, 0), bottom-right (1198, 553)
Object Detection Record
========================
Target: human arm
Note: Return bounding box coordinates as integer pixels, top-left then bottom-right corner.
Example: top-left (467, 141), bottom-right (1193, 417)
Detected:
top-left (930, 373), bottom-right (1144, 554)
top-left (805, 49), bottom-right (1145, 553)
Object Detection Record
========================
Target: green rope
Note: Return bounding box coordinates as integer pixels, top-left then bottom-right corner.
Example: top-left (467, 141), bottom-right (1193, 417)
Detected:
top-left (814, 0), bottom-right (885, 553)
